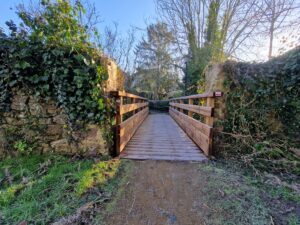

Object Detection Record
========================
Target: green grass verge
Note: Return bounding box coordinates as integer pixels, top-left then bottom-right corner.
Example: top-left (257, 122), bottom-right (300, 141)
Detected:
top-left (0, 154), bottom-right (124, 225)
top-left (92, 159), bottom-right (133, 224)
top-left (199, 161), bottom-right (300, 225)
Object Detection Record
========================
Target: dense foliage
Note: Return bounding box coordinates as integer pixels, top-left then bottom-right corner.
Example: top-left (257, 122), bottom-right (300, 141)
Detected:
top-left (219, 47), bottom-right (300, 176)
top-left (183, 0), bottom-right (225, 95)
top-left (184, 46), bottom-right (212, 94)
top-left (0, 0), bottom-right (113, 130)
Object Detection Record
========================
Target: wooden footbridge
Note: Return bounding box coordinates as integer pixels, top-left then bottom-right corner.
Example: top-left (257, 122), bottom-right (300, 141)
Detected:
top-left (111, 91), bottom-right (222, 161)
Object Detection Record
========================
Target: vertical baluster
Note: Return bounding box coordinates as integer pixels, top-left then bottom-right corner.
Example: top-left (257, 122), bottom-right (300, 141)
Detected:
top-left (179, 99), bottom-right (184, 113)
top-left (188, 98), bottom-right (193, 117)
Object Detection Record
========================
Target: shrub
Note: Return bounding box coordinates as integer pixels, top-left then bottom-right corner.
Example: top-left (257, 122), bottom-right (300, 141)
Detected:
top-left (0, 0), bottom-right (115, 149)
top-left (217, 47), bottom-right (300, 176)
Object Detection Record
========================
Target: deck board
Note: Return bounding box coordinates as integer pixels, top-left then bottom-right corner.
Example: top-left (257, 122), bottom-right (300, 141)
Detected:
top-left (120, 113), bottom-right (207, 161)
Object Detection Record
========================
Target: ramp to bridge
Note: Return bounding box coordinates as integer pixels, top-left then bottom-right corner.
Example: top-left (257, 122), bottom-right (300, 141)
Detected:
top-left (120, 113), bottom-right (207, 161)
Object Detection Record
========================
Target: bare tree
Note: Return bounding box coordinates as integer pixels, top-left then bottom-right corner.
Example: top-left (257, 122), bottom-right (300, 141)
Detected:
top-left (258, 0), bottom-right (300, 59)
top-left (156, 0), bottom-right (265, 59)
top-left (101, 23), bottom-right (137, 73)
top-left (156, 0), bottom-right (208, 56)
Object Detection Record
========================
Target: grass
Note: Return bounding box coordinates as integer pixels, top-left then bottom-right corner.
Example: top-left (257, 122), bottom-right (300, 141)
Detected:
top-left (0, 154), bottom-right (125, 225)
top-left (199, 161), bottom-right (300, 225)
top-left (76, 160), bottom-right (120, 196)
top-left (91, 159), bottom-right (133, 224)
top-left (199, 163), bottom-right (270, 225)
top-left (1, 155), bottom-right (298, 225)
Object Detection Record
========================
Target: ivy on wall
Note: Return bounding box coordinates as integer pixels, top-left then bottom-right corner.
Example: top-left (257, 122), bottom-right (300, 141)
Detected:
top-left (0, 0), bottom-right (114, 147)
top-left (224, 47), bottom-right (300, 138)
top-left (218, 47), bottom-right (300, 176)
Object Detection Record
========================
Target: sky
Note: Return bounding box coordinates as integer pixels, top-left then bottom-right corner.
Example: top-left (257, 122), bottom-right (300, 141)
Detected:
top-left (0, 0), bottom-right (156, 37)
top-left (0, 0), bottom-right (299, 62)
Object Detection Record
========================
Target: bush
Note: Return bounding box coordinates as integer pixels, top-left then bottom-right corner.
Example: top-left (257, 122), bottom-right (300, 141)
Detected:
top-left (0, 0), bottom-right (115, 148)
top-left (217, 47), bottom-right (300, 177)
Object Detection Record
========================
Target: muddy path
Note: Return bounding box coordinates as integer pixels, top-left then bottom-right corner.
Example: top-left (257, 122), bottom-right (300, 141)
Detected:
top-left (105, 160), bottom-right (208, 225)
top-left (102, 160), bottom-right (299, 225)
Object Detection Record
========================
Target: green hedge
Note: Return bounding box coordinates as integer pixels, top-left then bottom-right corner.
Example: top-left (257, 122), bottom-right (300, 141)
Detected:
top-left (0, 0), bottom-right (116, 149)
top-left (224, 47), bottom-right (300, 138)
top-left (218, 47), bottom-right (300, 176)
top-left (0, 36), bottom-right (112, 124)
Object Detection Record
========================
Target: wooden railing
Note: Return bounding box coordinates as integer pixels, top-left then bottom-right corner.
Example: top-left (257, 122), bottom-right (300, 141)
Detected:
top-left (111, 91), bottom-right (149, 155)
top-left (169, 92), bottom-right (222, 156)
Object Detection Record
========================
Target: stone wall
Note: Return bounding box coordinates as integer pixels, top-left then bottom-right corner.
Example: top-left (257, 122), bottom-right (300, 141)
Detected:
top-left (0, 56), bottom-right (125, 158)
top-left (204, 64), bottom-right (227, 123)
top-left (0, 90), bottom-right (107, 157)
top-left (102, 56), bottom-right (124, 92)
top-left (203, 63), bottom-right (228, 154)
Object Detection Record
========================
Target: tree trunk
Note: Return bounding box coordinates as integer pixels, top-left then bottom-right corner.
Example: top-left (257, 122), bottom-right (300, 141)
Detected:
top-left (268, 22), bottom-right (274, 59)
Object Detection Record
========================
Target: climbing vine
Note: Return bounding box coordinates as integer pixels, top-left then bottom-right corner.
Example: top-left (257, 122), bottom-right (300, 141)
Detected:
top-left (218, 48), bottom-right (300, 176)
top-left (0, 0), bottom-right (114, 144)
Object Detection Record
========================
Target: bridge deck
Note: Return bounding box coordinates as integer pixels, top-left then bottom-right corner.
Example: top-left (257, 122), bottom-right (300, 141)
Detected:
top-left (120, 113), bottom-right (207, 161)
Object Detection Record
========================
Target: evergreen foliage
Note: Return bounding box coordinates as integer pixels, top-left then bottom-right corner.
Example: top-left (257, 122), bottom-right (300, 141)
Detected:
top-left (0, 0), bottom-right (113, 129)
top-left (219, 48), bottom-right (300, 175)
top-left (133, 23), bottom-right (179, 100)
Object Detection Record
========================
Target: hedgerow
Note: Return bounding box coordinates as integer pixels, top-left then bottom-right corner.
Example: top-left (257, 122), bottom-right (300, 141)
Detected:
top-left (218, 48), bottom-right (300, 177)
top-left (0, 0), bottom-right (114, 145)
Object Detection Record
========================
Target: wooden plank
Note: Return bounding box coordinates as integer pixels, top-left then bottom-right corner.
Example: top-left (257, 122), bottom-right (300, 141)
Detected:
top-left (116, 96), bottom-right (123, 124)
top-left (179, 100), bottom-right (184, 113)
top-left (120, 114), bottom-right (207, 161)
top-left (170, 102), bottom-right (213, 117)
top-left (125, 147), bottom-right (200, 152)
top-left (119, 107), bottom-right (148, 129)
top-left (120, 102), bottom-right (148, 115)
top-left (132, 98), bottom-right (138, 114)
top-left (129, 139), bottom-right (194, 143)
top-left (121, 153), bottom-right (207, 161)
top-left (170, 92), bottom-right (214, 101)
top-left (119, 107), bottom-right (149, 152)
top-left (112, 91), bottom-right (147, 100)
top-left (126, 143), bottom-right (199, 149)
top-left (204, 97), bottom-right (215, 153)
top-left (188, 99), bottom-right (193, 117)
top-left (115, 96), bottom-right (123, 155)
top-left (169, 107), bottom-right (212, 156)
top-left (123, 151), bottom-right (204, 157)
top-left (204, 97), bottom-right (215, 126)
top-left (169, 107), bottom-right (212, 137)
top-left (170, 108), bottom-right (211, 155)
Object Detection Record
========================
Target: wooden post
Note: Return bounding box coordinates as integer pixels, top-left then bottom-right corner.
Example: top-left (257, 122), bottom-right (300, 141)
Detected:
top-left (179, 100), bottom-right (184, 113)
top-left (132, 98), bottom-right (137, 114)
top-left (116, 96), bottom-right (123, 124)
top-left (188, 98), bottom-right (193, 117)
top-left (204, 97), bottom-right (214, 126)
top-left (115, 95), bottom-right (123, 155)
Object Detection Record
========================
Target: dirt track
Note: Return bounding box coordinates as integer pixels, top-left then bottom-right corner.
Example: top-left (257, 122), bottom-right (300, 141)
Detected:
top-left (104, 160), bottom-right (210, 225)
top-left (103, 160), bottom-right (299, 225)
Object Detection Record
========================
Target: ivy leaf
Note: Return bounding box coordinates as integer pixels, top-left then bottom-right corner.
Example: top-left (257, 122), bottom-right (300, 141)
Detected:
top-left (20, 61), bottom-right (31, 69)
top-left (98, 98), bottom-right (104, 110)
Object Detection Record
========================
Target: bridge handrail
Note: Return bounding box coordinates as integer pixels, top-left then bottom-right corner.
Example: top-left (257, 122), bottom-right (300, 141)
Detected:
top-left (110, 91), bottom-right (148, 100)
top-left (169, 91), bottom-right (222, 101)
top-left (169, 91), bottom-right (222, 156)
top-left (111, 91), bottom-right (149, 155)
